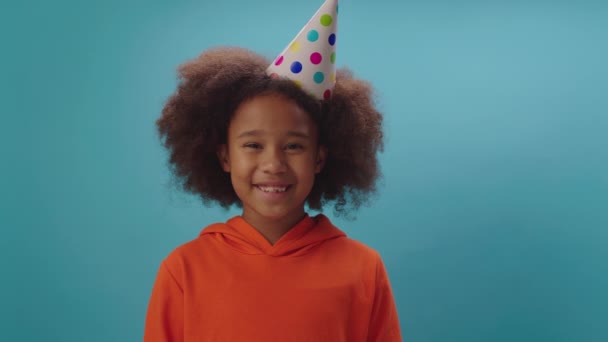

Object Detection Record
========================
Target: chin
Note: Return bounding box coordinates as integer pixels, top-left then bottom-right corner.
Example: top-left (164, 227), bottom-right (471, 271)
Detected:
top-left (255, 207), bottom-right (302, 220)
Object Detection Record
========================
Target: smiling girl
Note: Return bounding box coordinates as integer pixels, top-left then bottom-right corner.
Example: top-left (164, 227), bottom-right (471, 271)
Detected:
top-left (144, 1), bottom-right (402, 341)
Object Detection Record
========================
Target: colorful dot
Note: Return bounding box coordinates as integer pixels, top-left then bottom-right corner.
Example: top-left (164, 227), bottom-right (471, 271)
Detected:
top-left (274, 56), bottom-right (284, 66)
top-left (270, 73), bottom-right (279, 79)
top-left (320, 14), bottom-right (333, 26)
top-left (290, 61), bottom-right (303, 74)
top-left (310, 52), bottom-right (322, 65)
top-left (328, 33), bottom-right (336, 46)
top-left (330, 52), bottom-right (336, 64)
top-left (313, 72), bottom-right (325, 84)
top-left (307, 30), bottom-right (319, 42)
top-left (293, 80), bottom-right (302, 88)
top-left (330, 72), bottom-right (336, 83)
top-left (323, 89), bottom-right (332, 100)
top-left (290, 41), bottom-right (301, 52)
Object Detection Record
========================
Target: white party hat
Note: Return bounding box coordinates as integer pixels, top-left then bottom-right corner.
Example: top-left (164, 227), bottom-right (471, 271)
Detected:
top-left (266, 0), bottom-right (339, 100)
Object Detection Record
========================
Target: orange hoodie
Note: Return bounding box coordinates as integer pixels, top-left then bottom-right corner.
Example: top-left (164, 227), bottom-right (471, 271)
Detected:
top-left (144, 214), bottom-right (402, 341)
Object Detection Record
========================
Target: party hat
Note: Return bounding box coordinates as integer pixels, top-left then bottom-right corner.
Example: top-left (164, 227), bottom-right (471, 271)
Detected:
top-left (266, 0), bottom-right (339, 100)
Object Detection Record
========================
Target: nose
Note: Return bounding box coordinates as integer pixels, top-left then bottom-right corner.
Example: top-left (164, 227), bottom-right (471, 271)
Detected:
top-left (260, 147), bottom-right (287, 174)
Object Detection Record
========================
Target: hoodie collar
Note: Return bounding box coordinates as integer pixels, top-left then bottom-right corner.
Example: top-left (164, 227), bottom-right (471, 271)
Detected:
top-left (200, 214), bottom-right (345, 257)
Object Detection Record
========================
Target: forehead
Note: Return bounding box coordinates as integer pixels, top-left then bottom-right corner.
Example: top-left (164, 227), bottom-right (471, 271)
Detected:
top-left (229, 94), bottom-right (318, 136)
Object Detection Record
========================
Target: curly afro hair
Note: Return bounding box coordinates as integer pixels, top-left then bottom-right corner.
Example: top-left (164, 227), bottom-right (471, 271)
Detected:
top-left (157, 47), bottom-right (383, 216)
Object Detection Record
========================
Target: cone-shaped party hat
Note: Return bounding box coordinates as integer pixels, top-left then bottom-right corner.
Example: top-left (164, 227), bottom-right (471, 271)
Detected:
top-left (266, 0), bottom-right (339, 100)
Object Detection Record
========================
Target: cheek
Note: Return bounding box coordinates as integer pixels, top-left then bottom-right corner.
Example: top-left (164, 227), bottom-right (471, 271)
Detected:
top-left (230, 169), bottom-right (251, 197)
top-left (297, 157), bottom-right (319, 180)
top-left (229, 153), bottom-right (255, 177)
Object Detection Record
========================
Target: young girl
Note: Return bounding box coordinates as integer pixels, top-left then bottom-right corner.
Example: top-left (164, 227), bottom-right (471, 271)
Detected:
top-left (144, 1), bottom-right (402, 341)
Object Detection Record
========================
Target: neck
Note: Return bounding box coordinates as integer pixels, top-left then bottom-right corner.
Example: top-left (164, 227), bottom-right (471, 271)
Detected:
top-left (241, 210), bottom-right (307, 245)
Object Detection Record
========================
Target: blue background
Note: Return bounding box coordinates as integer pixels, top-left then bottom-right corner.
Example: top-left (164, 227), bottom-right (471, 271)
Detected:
top-left (2, 0), bottom-right (607, 340)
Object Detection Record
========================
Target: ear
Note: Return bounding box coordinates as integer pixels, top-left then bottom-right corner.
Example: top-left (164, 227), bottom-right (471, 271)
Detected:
top-left (217, 144), bottom-right (230, 172)
top-left (315, 145), bottom-right (327, 174)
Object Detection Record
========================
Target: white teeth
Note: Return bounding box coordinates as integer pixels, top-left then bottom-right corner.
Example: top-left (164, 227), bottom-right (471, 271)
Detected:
top-left (257, 186), bottom-right (288, 193)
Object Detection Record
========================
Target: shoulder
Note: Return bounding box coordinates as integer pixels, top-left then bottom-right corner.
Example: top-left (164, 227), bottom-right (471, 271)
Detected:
top-left (333, 236), bottom-right (380, 257)
top-left (327, 236), bottom-right (383, 273)
top-left (315, 214), bottom-right (382, 264)
top-left (159, 223), bottom-right (226, 274)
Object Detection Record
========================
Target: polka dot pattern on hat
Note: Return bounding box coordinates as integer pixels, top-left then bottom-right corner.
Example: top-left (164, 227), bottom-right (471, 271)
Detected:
top-left (320, 14), bottom-right (332, 26)
top-left (310, 52), bottom-right (322, 65)
top-left (266, 0), bottom-right (339, 100)
top-left (307, 30), bottom-right (319, 42)
top-left (290, 61), bottom-right (303, 74)
top-left (290, 41), bottom-right (301, 52)
top-left (313, 72), bottom-right (325, 84)
top-left (328, 33), bottom-right (336, 46)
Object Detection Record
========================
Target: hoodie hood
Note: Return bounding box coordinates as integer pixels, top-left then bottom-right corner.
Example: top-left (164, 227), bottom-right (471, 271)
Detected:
top-left (199, 214), bottom-right (346, 257)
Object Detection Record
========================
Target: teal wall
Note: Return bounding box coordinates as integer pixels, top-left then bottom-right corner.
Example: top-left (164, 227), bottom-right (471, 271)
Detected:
top-left (2, 0), bottom-right (606, 340)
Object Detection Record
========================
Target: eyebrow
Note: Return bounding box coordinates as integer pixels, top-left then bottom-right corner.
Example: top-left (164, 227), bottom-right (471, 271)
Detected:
top-left (236, 130), bottom-right (311, 139)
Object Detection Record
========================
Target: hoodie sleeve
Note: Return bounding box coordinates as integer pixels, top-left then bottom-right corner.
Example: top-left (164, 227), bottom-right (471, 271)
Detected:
top-left (144, 261), bottom-right (184, 342)
top-left (367, 253), bottom-right (403, 342)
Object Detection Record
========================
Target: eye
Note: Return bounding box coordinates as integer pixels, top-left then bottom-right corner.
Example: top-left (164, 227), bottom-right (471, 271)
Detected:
top-left (285, 143), bottom-right (304, 150)
top-left (243, 143), bottom-right (262, 149)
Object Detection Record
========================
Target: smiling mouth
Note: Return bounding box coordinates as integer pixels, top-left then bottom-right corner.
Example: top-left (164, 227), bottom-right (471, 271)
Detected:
top-left (256, 185), bottom-right (289, 193)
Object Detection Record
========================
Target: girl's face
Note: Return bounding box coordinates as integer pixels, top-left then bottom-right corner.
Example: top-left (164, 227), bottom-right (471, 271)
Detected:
top-left (218, 93), bottom-right (326, 230)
